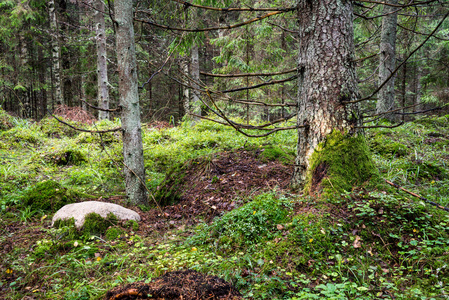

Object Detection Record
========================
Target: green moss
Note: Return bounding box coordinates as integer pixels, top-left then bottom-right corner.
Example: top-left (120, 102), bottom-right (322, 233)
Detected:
top-left (369, 133), bottom-right (409, 157)
top-left (39, 117), bottom-right (79, 138)
top-left (124, 219), bottom-right (139, 231)
top-left (260, 144), bottom-right (295, 164)
top-left (305, 130), bottom-right (379, 195)
top-left (1, 126), bottom-right (44, 145)
top-left (105, 227), bottom-right (125, 240)
top-left (21, 180), bottom-right (78, 212)
top-left (53, 218), bottom-right (79, 239)
top-left (82, 212), bottom-right (118, 236)
top-left (41, 148), bottom-right (87, 166)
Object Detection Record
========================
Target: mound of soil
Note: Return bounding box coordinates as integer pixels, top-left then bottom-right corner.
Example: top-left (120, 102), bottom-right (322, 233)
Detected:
top-left (105, 270), bottom-right (241, 300)
top-left (144, 149), bottom-right (293, 230)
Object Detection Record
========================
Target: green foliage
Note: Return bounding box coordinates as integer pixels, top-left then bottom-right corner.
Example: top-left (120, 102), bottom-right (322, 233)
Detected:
top-left (187, 193), bottom-right (291, 253)
top-left (20, 180), bottom-right (78, 212)
top-left (0, 108), bottom-right (14, 131)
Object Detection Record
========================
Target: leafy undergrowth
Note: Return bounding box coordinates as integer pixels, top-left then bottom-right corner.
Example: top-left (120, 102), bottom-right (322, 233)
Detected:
top-left (1, 109), bottom-right (449, 299)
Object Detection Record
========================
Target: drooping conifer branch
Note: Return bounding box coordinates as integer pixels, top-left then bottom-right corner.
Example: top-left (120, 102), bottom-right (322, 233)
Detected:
top-left (170, 0), bottom-right (296, 12)
top-left (200, 68), bottom-right (297, 78)
top-left (135, 11), bottom-right (285, 32)
top-left (220, 75), bottom-right (298, 93)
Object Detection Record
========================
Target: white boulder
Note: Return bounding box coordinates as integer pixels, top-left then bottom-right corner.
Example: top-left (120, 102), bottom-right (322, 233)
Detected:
top-left (52, 201), bottom-right (140, 228)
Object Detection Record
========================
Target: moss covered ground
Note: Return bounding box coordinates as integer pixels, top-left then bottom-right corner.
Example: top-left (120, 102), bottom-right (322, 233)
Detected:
top-left (1, 109), bottom-right (449, 299)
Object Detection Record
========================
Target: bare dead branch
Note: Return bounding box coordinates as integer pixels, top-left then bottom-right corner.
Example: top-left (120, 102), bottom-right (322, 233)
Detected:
top-left (345, 10), bottom-right (449, 104)
top-left (80, 99), bottom-right (121, 112)
top-left (140, 37), bottom-right (183, 89)
top-left (385, 179), bottom-right (449, 213)
top-left (52, 114), bottom-right (122, 133)
top-left (356, 0), bottom-right (441, 8)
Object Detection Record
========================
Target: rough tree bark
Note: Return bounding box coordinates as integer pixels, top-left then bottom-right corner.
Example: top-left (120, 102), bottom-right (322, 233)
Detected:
top-left (94, 0), bottom-right (110, 120)
top-left (48, 0), bottom-right (63, 105)
top-left (114, 0), bottom-right (148, 205)
top-left (292, 0), bottom-right (371, 191)
top-left (376, 0), bottom-right (398, 121)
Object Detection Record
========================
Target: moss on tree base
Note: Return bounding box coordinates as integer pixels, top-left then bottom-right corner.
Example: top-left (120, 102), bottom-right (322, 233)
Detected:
top-left (304, 130), bottom-right (379, 196)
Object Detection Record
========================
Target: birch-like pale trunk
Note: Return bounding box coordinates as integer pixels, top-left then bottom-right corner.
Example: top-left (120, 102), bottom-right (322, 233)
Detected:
top-left (94, 0), bottom-right (110, 120)
top-left (292, 0), bottom-right (361, 188)
top-left (376, 0), bottom-right (398, 121)
top-left (181, 58), bottom-right (190, 116)
top-left (190, 43), bottom-right (201, 120)
top-left (48, 0), bottom-right (63, 106)
top-left (115, 0), bottom-right (148, 205)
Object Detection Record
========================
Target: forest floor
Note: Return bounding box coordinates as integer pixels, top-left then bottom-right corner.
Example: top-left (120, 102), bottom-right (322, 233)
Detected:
top-left (1, 108), bottom-right (449, 299)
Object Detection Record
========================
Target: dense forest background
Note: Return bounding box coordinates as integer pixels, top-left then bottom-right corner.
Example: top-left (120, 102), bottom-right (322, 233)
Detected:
top-left (1, 0), bottom-right (448, 123)
top-left (2, 1), bottom-right (449, 299)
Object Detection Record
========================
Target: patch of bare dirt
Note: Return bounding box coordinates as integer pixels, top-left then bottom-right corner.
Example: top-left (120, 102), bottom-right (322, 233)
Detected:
top-left (105, 270), bottom-right (241, 300)
top-left (142, 149), bottom-right (293, 232)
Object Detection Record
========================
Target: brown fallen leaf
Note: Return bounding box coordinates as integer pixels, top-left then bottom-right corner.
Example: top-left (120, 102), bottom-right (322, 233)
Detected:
top-left (353, 235), bottom-right (362, 248)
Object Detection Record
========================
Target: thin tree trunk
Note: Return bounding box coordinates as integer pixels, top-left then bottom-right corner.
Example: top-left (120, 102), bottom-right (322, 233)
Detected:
top-left (181, 58), bottom-right (190, 117)
top-left (115, 0), bottom-right (148, 205)
top-left (190, 42), bottom-right (201, 120)
top-left (292, 0), bottom-right (362, 189)
top-left (48, 0), bottom-right (63, 105)
top-left (414, 65), bottom-right (422, 111)
top-left (94, 0), bottom-right (110, 120)
top-left (376, 0), bottom-right (398, 121)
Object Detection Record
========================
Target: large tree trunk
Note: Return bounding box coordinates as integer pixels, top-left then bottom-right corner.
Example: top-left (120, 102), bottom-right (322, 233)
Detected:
top-left (376, 0), bottom-right (398, 121)
top-left (115, 0), bottom-right (148, 205)
top-left (94, 0), bottom-right (110, 120)
top-left (48, 0), bottom-right (63, 106)
top-left (292, 0), bottom-right (366, 191)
